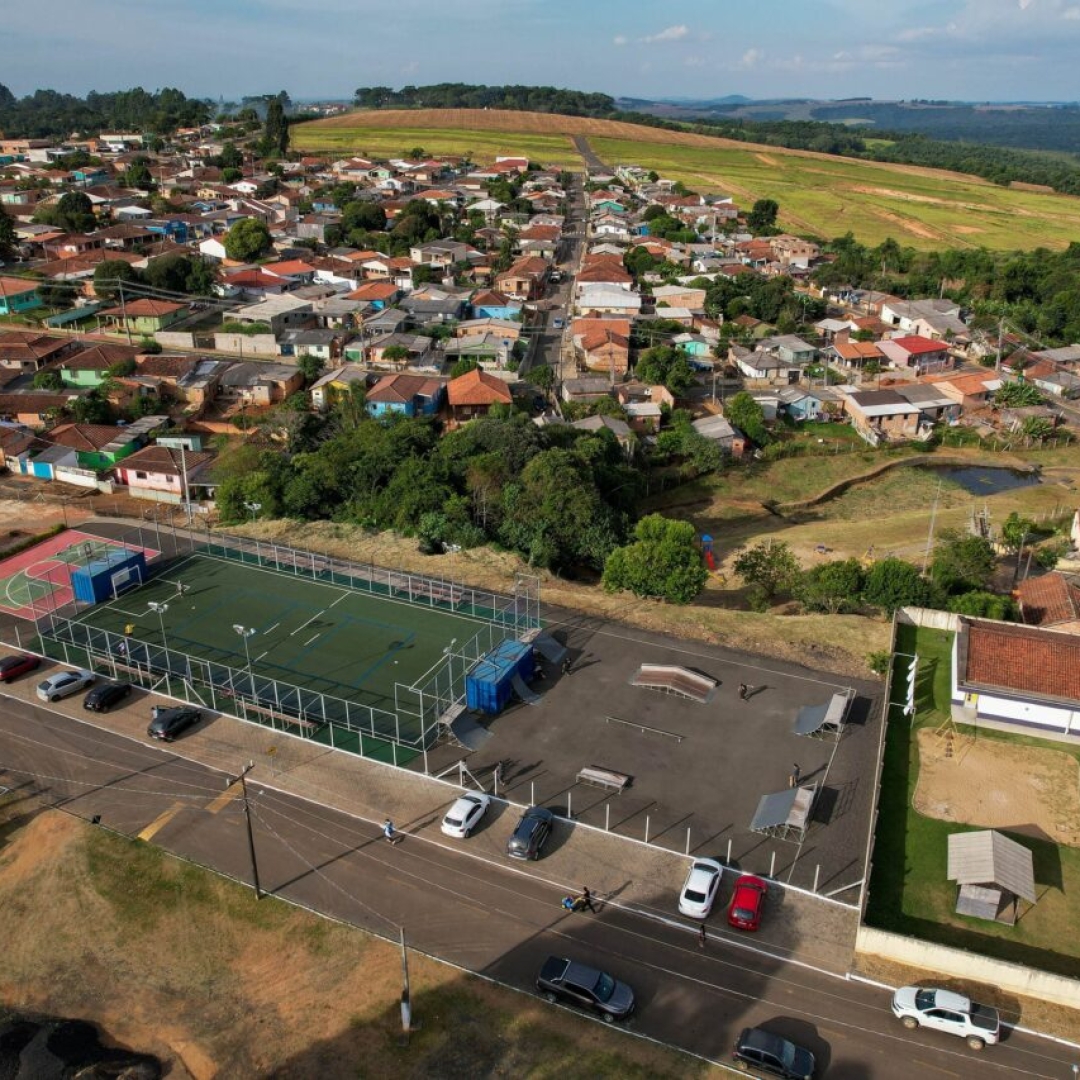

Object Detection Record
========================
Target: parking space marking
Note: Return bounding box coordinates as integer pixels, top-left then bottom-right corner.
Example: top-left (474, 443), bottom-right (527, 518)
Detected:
top-left (206, 786), bottom-right (240, 815)
top-left (137, 801), bottom-right (185, 842)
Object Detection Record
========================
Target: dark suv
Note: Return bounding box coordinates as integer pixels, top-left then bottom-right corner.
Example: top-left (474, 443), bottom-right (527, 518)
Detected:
top-left (536, 956), bottom-right (634, 1022)
top-left (507, 805), bottom-right (554, 860)
top-left (83, 681), bottom-right (132, 713)
top-left (733, 1027), bottom-right (815, 1079)
top-left (147, 705), bottom-right (202, 742)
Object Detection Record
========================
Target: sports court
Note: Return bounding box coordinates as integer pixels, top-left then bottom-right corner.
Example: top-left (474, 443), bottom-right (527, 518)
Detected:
top-left (0, 530), bottom-right (158, 619)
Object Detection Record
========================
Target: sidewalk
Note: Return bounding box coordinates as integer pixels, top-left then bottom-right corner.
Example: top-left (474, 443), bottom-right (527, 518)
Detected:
top-left (1, 658), bottom-right (859, 973)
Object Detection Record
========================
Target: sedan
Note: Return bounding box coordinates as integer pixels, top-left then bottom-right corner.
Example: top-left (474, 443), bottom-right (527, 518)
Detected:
top-left (441, 792), bottom-right (491, 838)
top-left (728, 874), bottom-right (769, 931)
top-left (36, 669), bottom-right (95, 702)
top-left (678, 857), bottom-right (723, 919)
top-left (507, 805), bottom-right (554, 860)
top-left (0, 653), bottom-right (41, 683)
top-left (733, 1027), bottom-right (815, 1079)
top-left (536, 956), bottom-right (635, 1022)
top-left (83, 681), bottom-right (133, 713)
top-left (147, 705), bottom-right (202, 742)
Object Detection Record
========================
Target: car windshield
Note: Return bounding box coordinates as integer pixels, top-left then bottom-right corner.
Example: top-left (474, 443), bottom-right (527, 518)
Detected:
top-left (915, 989), bottom-right (936, 1010)
top-left (733, 907), bottom-right (755, 921)
top-left (684, 887), bottom-right (707, 903)
top-left (446, 813), bottom-right (463, 826)
top-left (780, 1041), bottom-right (796, 1068)
top-left (593, 972), bottom-right (615, 1003)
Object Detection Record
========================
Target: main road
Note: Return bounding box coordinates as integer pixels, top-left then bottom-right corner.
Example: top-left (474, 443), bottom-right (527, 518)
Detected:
top-left (1, 696), bottom-right (1076, 1078)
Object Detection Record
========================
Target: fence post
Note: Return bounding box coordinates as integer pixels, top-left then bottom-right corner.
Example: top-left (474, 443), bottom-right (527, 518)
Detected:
top-left (813, 864), bottom-right (820, 893)
top-left (726, 838), bottom-right (732, 863)
top-left (605, 803), bottom-right (610, 831)
top-left (685, 827), bottom-right (691, 855)
top-left (567, 791), bottom-right (572, 820)
top-left (769, 850), bottom-right (776, 878)
top-left (530, 780), bottom-right (535, 806)
top-left (644, 815), bottom-right (650, 844)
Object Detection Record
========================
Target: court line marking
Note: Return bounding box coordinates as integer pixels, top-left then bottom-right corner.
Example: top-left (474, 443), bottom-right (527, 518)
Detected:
top-left (328, 591), bottom-right (350, 609)
top-left (303, 633), bottom-right (321, 647)
top-left (265, 622), bottom-right (281, 634)
top-left (206, 787), bottom-right (240, 814)
top-left (137, 801), bottom-right (186, 842)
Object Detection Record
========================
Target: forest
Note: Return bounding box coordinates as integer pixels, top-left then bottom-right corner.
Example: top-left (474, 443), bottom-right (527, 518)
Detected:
top-left (353, 83), bottom-right (616, 116)
top-left (0, 85), bottom-right (211, 138)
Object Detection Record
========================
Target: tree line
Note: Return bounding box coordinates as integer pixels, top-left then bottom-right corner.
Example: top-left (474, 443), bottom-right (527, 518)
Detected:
top-left (0, 85), bottom-right (211, 138)
top-left (352, 83), bottom-right (616, 116)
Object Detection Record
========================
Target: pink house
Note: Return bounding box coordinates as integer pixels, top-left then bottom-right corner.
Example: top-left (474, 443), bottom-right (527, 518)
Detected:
top-left (114, 444), bottom-right (213, 503)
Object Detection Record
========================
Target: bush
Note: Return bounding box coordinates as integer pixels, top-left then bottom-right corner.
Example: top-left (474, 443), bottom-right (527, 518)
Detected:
top-left (867, 650), bottom-right (891, 676)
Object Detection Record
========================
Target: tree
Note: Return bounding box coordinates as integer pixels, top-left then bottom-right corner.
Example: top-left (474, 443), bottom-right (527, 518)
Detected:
top-left (51, 191), bottom-right (96, 233)
top-left (930, 529), bottom-right (996, 594)
top-left (33, 369), bottom-right (64, 390)
top-left (524, 363), bottom-right (554, 402)
top-left (634, 345), bottom-right (696, 396)
top-left (747, 198), bottom-right (780, 235)
top-left (733, 540), bottom-right (801, 608)
top-left (69, 389), bottom-right (113, 424)
top-left (723, 391), bottom-right (769, 445)
top-left (297, 353), bottom-right (325, 385)
top-left (1000, 511), bottom-right (1036, 555)
top-left (264, 95), bottom-right (289, 157)
top-left (224, 217), bottom-right (271, 262)
top-left (122, 157), bottom-right (154, 190)
top-left (0, 206), bottom-right (17, 260)
top-left (798, 558), bottom-right (866, 614)
top-left (602, 514), bottom-right (708, 604)
top-left (863, 557), bottom-right (941, 614)
top-left (383, 345), bottom-right (411, 369)
top-left (93, 259), bottom-right (141, 301)
top-left (947, 591), bottom-right (1016, 620)
top-left (450, 357), bottom-right (480, 379)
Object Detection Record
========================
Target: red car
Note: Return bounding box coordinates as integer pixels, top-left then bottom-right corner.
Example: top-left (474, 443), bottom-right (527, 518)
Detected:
top-left (727, 874), bottom-right (768, 931)
top-left (0, 653), bottom-right (41, 684)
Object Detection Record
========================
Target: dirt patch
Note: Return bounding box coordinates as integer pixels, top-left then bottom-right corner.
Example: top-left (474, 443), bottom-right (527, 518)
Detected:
top-left (754, 152), bottom-right (780, 167)
top-left (914, 729), bottom-right (1080, 846)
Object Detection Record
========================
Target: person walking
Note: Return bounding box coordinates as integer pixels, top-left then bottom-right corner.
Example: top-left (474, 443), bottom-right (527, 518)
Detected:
top-left (789, 763), bottom-right (801, 789)
top-left (382, 818), bottom-right (401, 845)
top-left (738, 683), bottom-right (749, 700)
top-left (580, 885), bottom-right (597, 913)
top-left (698, 924), bottom-right (707, 948)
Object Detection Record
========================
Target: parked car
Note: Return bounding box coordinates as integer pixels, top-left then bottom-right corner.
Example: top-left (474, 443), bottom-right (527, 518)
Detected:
top-left (441, 792), bottom-right (491, 838)
top-left (678, 857), bottom-right (723, 919)
top-left (507, 805), bottom-right (554, 860)
top-left (552, 316), bottom-right (565, 330)
top-left (727, 874), bottom-right (769, 931)
top-left (0, 653), bottom-right (41, 683)
top-left (36, 669), bottom-right (95, 702)
top-left (83, 681), bottom-right (133, 713)
top-left (733, 1027), bottom-right (816, 1078)
top-left (891, 986), bottom-right (1000, 1049)
top-left (536, 956), bottom-right (634, 1022)
top-left (147, 705), bottom-right (202, 742)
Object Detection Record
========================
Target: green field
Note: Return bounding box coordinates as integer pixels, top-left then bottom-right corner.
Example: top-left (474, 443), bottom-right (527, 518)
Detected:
top-left (293, 126), bottom-right (582, 169)
top-left (588, 136), bottom-right (1080, 250)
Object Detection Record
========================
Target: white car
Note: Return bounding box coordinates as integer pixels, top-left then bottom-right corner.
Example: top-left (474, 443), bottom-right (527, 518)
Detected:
top-left (891, 986), bottom-right (1000, 1049)
top-left (441, 792), bottom-right (491, 838)
top-left (36, 668), bottom-right (96, 702)
top-left (678, 857), bottom-right (723, 918)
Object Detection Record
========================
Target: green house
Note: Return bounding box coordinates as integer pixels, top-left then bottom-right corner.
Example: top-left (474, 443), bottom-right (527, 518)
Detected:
top-left (59, 343), bottom-right (140, 388)
top-left (0, 277), bottom-right (42, 316)
top-left (99, 298), bottom-right (186, 337)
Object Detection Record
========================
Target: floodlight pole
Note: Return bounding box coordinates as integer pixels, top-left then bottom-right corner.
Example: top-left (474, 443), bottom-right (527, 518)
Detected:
top-left (229, 761), bottom-right (262, 900)
top-left (148, 600), bottom-right (169, 654)
top-left (233, 624), bottom-right (256, 697)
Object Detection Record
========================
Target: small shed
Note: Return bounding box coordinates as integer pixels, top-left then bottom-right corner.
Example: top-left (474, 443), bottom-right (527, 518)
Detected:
top-left (947, 830), bottom-right (1036, 925)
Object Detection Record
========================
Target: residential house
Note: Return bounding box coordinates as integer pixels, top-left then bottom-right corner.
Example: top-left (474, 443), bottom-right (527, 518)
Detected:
top-left (470, 289), bottom-right (522, 321)
top-left (731, 346), bottom-right (801, 385)
top-left (929, 371), bottom-right (1002, 412)
top-left (114, 444), bottom-right (214, 504)
top-left (495, 256), bottom-right (549, 301)
top-left (894, 383), bottom-right (962, 425)
top-left (137, 354), bottom-right (228, 406)
top-left (262, 259), bottom-right (317, 287)
top-left (575, 285), bottom-right (641, 318)
top-left (652, 284), bottom-right (707, 310)
top-left (443, 334), bottom-right (513, 369)
top-left (231, 295), bottom-right (313, 335)
top-left (311, 296), bottom-right (367, 330)
top-left (279, 328), bottom-right (348, 363)
top-left (366, 333), bottom-right (433, 368)
top-left (623, 399), bottom-right (662, 433)
top-left (223, 267), bottom-right (290, 298)
top-left (577, 324), bottom-right (630, 378)
top-left (218, 362), bottom-right (304, 406)
top-left (769, 236), bottom-right (820, 270)
top-left (445, 366), bottom-right (512, 423)
top-left (761, 334), bottom-right (817, 366)
top-left (1016, 573), bottom-right (1080, 634)
top-left (878, 334), bottom-right (953, 376)
top-left (1024, 360), bottom-right (1080, 399)
top-left (827, 338), bottom-right (884, 377)
top-left (46, 419), bottom-right (158, 471)
top-left (692, 414), bottom-right (747, 457)
top-left (99, 298), bottom-right (186, 336)
top-left (58, 343), bottom-right (140, 387)
top-left (0, 331), bottom-right (79, 373)
top-left (365, 373), bottom-right (446, 418)
top-left (951, 616), bottom-right (1080, 739)
top-left (571, 414), bottom-right (632, 449)
top-left (309, 364), bottom-right (369, 411)
top-left (561, 377), bottom-right (613, 405)
top-left (576, 256), bottom-right (634, 294)
top-left (347, 282), bottom-right (400, 309)
top-left (0, 390), bottom-right (79, 428)
top-left (0, 277), bottom-right (42, 316)
top-left (410, 240), bottom-right (470, 268)
top-left (456, 317), bottom-right (521, 342)
top-left (880, 297), bottom-right (962, 334)
top-left (844, 389), bottom-right (924, 444)
top-left (399, 293), bottom-right (465, 325)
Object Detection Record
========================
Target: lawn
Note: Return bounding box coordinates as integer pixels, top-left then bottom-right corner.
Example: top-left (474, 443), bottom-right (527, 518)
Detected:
top-left (865, 623), bottom-right (1080, 977)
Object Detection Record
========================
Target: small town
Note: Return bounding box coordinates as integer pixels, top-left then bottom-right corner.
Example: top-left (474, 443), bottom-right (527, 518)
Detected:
top-left (1, 19), bottom-right (1080, 1080)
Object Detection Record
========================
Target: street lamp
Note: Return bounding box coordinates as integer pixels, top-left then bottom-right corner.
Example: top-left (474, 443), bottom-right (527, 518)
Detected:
top-left (148, 601), bottom-right (169, 674)
top-left (233, 624), bottom-right (256, 695)
top-left (243, 501), bottom-right (262, 524)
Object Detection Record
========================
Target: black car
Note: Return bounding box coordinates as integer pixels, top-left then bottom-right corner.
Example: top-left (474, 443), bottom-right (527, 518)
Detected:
top-left (0, 653), bottom-right (41, 683)
top-left (733, 1027), bottom-right (816, 1079)
top-left (536, 956), bottom-right (634, 1022)
top-left (507, 805), bottom-right (554, 860)
top-left (147, 705), bottom-right (202, 742)
top-left (83, 681), bottom-right (133, 713)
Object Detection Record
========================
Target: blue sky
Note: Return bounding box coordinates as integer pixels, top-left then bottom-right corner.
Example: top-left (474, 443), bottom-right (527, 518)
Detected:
top-left (5, 0), bottom-right (1080, 102)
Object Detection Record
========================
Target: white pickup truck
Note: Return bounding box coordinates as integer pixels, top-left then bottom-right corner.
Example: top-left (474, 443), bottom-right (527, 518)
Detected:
top-left (891, 986), bottom-right (1001, 1049)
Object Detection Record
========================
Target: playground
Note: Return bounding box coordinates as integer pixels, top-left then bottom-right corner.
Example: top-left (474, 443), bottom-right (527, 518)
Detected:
top-left (0, 530), bottom-right (158, 620)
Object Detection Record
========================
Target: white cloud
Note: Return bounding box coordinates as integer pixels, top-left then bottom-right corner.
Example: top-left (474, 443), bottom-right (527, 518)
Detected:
top-left (642, 24), bottom-right (689, 44)
top-left (740, 47), bottom-right (764, 68)
top-left (613, 34), bottom-right (628, 46)
top-left (1064, 5), bottom-right (1080, 17)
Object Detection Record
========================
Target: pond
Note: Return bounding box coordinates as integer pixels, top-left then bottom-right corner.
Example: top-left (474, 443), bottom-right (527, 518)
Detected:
top-left (930, 465), bottom-right (1039, 496)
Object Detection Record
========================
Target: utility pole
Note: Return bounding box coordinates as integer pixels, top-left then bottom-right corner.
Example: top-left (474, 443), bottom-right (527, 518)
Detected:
top-left (118, 278), bottom-right (133, 345)
top-left (399, 927), bottom-right (412, 1043)
top-left (995, 318), bottom-right (1004, 373)
top-left (229, 762), bottom-right (262, 899)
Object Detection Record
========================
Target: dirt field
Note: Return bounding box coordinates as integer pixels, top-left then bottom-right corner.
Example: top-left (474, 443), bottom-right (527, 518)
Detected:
top-left (914, 729), bottom-right (1080, 847)
top-left (0, 808), bottom-right (709, 1080)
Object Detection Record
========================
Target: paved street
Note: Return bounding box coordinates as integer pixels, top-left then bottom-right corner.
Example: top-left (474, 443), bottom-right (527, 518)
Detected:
top-left (1, 693), bottom-right (1077, 1077)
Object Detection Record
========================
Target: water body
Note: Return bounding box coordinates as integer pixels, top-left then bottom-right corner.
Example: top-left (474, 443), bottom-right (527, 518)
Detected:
top-left (931, 465), bottom-right (1039, 496)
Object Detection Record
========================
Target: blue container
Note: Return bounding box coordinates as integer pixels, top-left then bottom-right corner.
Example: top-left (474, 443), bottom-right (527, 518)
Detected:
top-left (71, 550), bottom-right (148, 604)
top-left (465, 639), bottom-right (535, 715)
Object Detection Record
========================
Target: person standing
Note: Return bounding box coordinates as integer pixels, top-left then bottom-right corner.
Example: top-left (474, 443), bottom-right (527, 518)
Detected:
top-left (580, 885), bottom-right (597, 913)
top-left (738, 683), bottom-right (749, 700)
top-left (789, 764), bottom-right (801, 789)
top-left (382, 818), bottom-right (401, 845)
top-left (698, 924), bottom-right (707, 949)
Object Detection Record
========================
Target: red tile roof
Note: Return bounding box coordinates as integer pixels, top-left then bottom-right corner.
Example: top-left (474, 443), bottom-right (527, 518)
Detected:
top-left (447, 367), bottom-right (512, 406)
top-left (960, 617), bottom-right (1080, 701)
top-left (347, 282), bottom-right (398, 301)
top-left (1016, 573), bottom-right (1080, 628)
top-left (48, 423), bottom-right (122, 451)
top-left (99, 299), bottom-right (185, 317)
top-left (890, 335), bottom-right (948, 355)
top-left (367, 373), bottom-right (444, 404)
top-left (117, 445), bottom-right (212, 475)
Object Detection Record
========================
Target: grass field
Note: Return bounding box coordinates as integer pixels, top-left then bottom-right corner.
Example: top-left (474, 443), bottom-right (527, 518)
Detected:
top-left (866, 624), bottom-right (1080, 977)
top-left (293, 108), bottom-right (1080, 250)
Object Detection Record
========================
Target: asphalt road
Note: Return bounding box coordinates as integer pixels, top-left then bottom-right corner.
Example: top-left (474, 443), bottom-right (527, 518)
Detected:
top-left (1, 697), bottom-right (1077, 1078)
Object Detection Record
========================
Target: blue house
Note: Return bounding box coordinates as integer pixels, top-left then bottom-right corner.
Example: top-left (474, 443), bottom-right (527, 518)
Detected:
top-left (146, 218), bottom-right (191, 243)
top-left (470, 289), bottom-right (522, 321)
top-left (673, 333), bottom-right (713, 368)
top-left (366, 373), bottom-right (446, 418)
top-left (72, 167), bottom-right (109, 185)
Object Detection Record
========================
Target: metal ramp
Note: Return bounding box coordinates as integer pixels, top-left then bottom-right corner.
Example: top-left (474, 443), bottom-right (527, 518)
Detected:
top-left (793, 689), bottom-right (854, 739)
top-left (749, 784), bottom-right (817, 842)
top-left (522, 628), bottom-right (567, 665)
top-left (441, 706), bottom-right (493, 750)
top-left (511, 672), bottom-right (543, 705)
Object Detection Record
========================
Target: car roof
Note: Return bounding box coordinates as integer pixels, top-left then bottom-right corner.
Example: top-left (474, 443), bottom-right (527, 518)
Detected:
top-left (740, 1027), bottom-right (791, 1054)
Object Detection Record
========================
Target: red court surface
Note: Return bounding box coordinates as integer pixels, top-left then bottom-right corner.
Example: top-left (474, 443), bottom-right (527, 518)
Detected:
top-left (0, 530), bottom-right (158, 620)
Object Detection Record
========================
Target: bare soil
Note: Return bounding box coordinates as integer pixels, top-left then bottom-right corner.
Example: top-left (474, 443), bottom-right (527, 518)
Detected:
top-left (914, 729), bottom-right (1080, 847)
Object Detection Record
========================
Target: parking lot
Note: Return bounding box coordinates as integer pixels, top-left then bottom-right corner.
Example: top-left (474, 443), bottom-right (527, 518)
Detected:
top-left (424, 606), bottom-right (883, 894)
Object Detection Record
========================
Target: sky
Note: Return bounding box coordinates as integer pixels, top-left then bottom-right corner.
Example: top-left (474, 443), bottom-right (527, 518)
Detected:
top-left (5, 0), bottom-right (1080, 103)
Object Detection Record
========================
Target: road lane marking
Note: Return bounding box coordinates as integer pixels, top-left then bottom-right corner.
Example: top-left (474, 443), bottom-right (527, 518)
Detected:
top-left (206, 786), bottom-right (240, 814)
top-left (137, 801), bottom-right (185, 842)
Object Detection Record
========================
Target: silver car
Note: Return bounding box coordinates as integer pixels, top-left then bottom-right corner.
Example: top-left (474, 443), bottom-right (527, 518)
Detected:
top-left (36, 668), bottom-right (96, 702)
